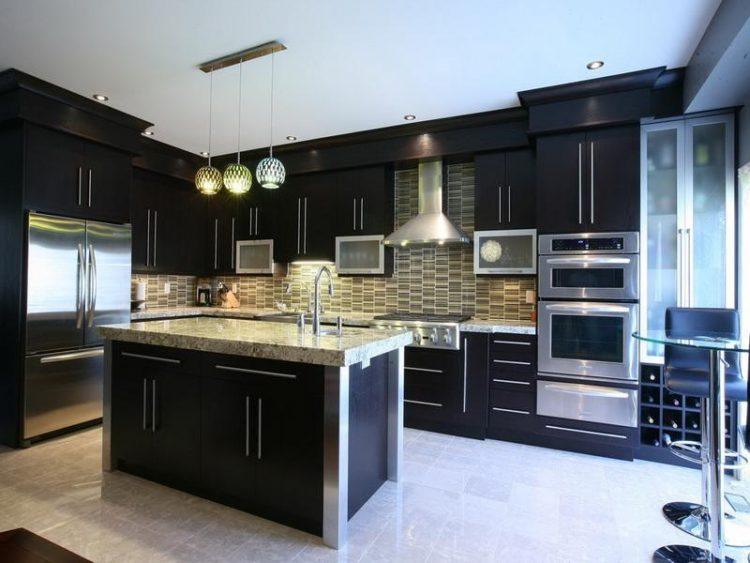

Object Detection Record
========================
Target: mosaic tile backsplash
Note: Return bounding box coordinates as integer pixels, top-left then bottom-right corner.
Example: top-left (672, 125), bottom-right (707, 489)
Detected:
top-left (132, 163), bottom-right (536, 321)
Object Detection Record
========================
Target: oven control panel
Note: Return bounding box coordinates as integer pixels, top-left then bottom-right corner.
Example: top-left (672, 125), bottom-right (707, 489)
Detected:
top-left (539, 232), bottom-right (639, 255)
top-left (552, 237), bottom-right (624, 252)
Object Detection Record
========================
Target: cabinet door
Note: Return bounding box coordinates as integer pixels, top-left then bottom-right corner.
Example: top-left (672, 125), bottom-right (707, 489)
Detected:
top-left (586, 126), bottom-right (639, 231)
top-left (505, 149), bottom-right (536, 229)
top-left (130, 171), bottom-right (157, 272)
top-left (207, 192), bottom-right (241, 273)
top-left (303, 173), bottom-right (337, 261)
top-left (151, 369), bottom-right (202, 489)
top-left (238, 189), bottom-right (278, 241)
top-left (474, 152), bottom-right (507, 231)
top-left (404, 348), bottom-right (461, 424)
top-left (111, 356), bottom-right (152, 471)
top-left (536, 132), bottom-right (587, 234)
top-left (200, 376), bottom-right (255, 504)
top-left (85, 142), bottom-right (131, 223)
top-left (457, 333), bottom-right (488, 435)
top-left (24, 125), bottom-right (85, 215)
top-left (336, 166), bottom-right (390, 236)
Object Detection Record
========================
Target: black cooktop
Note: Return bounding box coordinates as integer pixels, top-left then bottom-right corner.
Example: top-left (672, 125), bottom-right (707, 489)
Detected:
top-left (373, 312), bottom-right (471, 323)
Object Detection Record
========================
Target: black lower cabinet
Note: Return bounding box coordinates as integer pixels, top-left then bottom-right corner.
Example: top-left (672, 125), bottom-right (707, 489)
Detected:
top-left (535, 416), bottom-right (636, 461)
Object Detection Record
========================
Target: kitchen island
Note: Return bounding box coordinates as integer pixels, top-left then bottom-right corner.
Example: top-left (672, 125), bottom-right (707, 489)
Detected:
top-left (99, 317), bottom-right (411, 549)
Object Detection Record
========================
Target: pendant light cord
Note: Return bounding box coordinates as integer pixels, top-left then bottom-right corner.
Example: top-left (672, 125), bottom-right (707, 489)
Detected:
top-left (269, 52), bottom-right (274, 158)
top-left (236, 58), bottom-right (243, 164)
top-left (207, 68), bottom-right (213, 166)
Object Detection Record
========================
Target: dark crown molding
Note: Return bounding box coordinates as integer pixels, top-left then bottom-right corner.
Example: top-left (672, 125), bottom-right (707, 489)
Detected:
top-left (517, 66), bottom-right (668, 107)
top-left (0, 68), bottom-right (153, 133)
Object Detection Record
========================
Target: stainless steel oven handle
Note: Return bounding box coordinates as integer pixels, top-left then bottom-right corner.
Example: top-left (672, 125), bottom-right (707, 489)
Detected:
top-left (543, 257), bottom-right (632, 265)
top-left (543, 383), bottom-right (630, 399)
top-left (545, 303), bottom-right (631, 314)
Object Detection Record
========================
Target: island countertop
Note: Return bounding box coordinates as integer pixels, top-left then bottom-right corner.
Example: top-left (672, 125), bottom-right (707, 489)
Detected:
top-left (98, 317), bottom-right (412, 367)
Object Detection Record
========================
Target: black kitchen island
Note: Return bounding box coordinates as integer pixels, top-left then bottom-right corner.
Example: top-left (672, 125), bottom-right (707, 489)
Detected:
top-left (99, 317), bottom-right (410, 549)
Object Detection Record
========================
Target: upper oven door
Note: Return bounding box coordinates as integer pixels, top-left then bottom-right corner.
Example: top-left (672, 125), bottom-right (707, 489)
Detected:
top-left (538, 301), bottom-right (638, 381)
top-left (538, 254), bottom-right (639, 300)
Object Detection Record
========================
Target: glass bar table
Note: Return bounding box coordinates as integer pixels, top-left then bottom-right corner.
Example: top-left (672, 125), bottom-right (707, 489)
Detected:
top-left (633, 331), bottom-right (749, 563)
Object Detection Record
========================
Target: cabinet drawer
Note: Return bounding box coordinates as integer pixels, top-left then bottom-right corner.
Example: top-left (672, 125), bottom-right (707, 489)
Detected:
top-left (117, 343), bottom-right (201, 375)
top-left (490, 372), bottom-right (534, 391)
top-left (536, 416), bottom-right (636, 447)
top-left (488, 389), bottom-right (534, 431)
top-left (489, 335), bottom-right (536, 363)
top-left (202, 354), bottom-right (324, 396)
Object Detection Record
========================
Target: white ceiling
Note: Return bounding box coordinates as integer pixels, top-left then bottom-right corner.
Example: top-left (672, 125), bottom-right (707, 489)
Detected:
top-left (0, 0), bottom-right (720, 156)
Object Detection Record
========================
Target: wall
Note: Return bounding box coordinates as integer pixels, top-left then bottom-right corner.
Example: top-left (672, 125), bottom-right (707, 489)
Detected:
top-left (132, 163), bottom-right (536, 321)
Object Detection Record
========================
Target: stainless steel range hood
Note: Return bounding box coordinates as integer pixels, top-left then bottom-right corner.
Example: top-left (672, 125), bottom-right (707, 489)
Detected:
top-left (384, 159), bottom-right (470, 247)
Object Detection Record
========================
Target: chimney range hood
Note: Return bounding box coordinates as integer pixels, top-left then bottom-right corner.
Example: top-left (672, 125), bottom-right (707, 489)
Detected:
top-left (384, 159), bottom-right (470, 247)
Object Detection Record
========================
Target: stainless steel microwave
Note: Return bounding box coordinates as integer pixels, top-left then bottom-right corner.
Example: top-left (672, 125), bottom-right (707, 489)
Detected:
top-left (335, 235), bottom-right (386, 275)
top-left (236, 239), bottom-right (274, 274)
top-left (473, 229), bottom-right (537, 275)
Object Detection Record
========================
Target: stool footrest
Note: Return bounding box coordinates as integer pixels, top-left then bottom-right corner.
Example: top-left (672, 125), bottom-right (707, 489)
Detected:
top-left (668, 440), bottom-right (749, 469)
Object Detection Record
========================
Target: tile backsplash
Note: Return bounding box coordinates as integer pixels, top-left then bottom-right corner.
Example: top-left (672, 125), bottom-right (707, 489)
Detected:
top-left (131, 163), bottom-right (536, 320)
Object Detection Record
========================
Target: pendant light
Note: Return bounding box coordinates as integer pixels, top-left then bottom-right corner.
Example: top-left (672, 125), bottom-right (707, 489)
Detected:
top-left (256, 52), bottom-right (286, 189)
top-left (195, 68), bottom-right (222, 195)
top-left (223, 58), bottom-right (252, 195)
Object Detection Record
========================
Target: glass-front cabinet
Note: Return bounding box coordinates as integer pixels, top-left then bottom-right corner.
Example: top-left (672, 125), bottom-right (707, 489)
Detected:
top-left (640, 113), bottom-right (735, 362)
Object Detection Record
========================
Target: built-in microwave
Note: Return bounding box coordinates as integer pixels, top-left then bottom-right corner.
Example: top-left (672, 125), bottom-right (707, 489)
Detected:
top-left (473, 229), bottom-right (537, 275)
top-left (335, 235), bottom-right (388, 275)
top-left (236, 239), bottom-right (274, 274)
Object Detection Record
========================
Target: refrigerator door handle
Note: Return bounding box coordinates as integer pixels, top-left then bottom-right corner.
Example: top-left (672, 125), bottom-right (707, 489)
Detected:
top-left (87, 243), bottom-right (98, 328)
top-left (76, 243), bottom-right (85, 329)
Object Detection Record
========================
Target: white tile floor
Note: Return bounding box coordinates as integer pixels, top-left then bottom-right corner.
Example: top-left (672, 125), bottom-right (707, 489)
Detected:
top-left (1, 427), bottom-right (750, 562)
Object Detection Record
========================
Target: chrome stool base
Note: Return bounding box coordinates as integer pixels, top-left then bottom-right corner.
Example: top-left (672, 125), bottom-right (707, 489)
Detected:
top-left (653, 544), bottom-right (735, 562)
top-left (664, 502), bottom-right (750, 547)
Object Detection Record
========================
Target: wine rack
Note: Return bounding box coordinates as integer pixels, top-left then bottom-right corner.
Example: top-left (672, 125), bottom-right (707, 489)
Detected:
top-left (637, 364), bottom-right (738, 468)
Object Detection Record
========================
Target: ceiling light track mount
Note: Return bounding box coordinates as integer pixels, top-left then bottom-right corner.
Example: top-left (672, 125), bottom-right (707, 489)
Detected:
top-left (199, 41), bottom-right (287, 73)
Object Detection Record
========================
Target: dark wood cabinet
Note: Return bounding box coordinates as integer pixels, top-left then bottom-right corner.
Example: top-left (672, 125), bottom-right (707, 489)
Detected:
top-left (237, 188), bottom-right (279, 242)
top-left (457, 333), bottom-right (489, 438)
top-left (206, 191), bottom-right (242, 273)
top-left (536, 126), bottom-right (639, 233)
top-left (281, 173), bottom-right (337, 262)
top-left (24, 125), bottom-right (131, 222)
top-left (475, 149), bottom-right (535, 231)
top-left (335, 166), bottom-right (394, 236)
top-left (131, 169), bottom-right (206, 275)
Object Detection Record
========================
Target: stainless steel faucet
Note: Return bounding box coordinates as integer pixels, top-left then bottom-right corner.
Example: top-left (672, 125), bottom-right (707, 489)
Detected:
top-left (312, 266), bottom-right (334, 335)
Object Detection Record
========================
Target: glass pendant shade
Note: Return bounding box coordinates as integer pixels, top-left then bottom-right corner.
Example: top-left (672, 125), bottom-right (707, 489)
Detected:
top-left (256, 156), bottom-right (286, 189)
top-left (223, 162), bottom-right (252, 194)
top-left (195, 165), bottom-right (223, 195)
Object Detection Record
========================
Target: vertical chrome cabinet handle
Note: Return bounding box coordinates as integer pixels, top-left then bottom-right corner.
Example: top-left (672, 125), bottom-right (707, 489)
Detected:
top-left (245, 396), bottom-right (250, 457)
top-left (686, 227), bottom-right (693, 305)
top-left (87, 243), bottom-right (98, 327)
top-left (77, 167), bottom-right (83, 206)
top-left (303, 197), bottom-right (308, 254)
top-left (230, 217), bottom-right (236, 269)
top-left (360, 197), bottom-right (364, 231)
top-left (257, 398), bottom-right (262, 460)
top-left (76, 244), bottom-right (84, 329)
top-left (145, 210), bottom-right (151, 267)
top-left (151, 379), bottom-right (156, 433)
top-left (214, 218), bottom-right (219, 269)
top-left (87, 169), bottom-right (93, 207)
top-left (297, 198), bottom-right (301, 254)
top-left (578, 142), bottom-right (582, 224)
top-left (249, 207), bottom-right (253, 236)
top-left (462, 337), bottom-right (468, 413)
top-left (255, 208), bottom-right (259, 236)
top-left (498, 185), bottom-right (502, 223)
top-left (142, 378), bottom-right (148, 430)
top-left (590, 142), bottom-right (594, 224)
top-left (507, 185), bottom-right (511, 223)
top-left (152, 210), bottom-right (158, 267)
top-left (353, 197), bottom-right (357, 230)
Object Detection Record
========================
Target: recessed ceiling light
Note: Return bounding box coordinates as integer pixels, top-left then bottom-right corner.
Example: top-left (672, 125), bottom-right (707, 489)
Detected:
top-left (92, 94), bottom-right (109, 102)
top-left (586, 61), bottom-right (604, 70)
top-left (200, 151), bottom-right (210, 157)
top-left (404, 114), bottom-right (416, 121)
top-left (142, 130), bottom-right (154, 136)
top-left (286, 135), bottom-right (297, 141)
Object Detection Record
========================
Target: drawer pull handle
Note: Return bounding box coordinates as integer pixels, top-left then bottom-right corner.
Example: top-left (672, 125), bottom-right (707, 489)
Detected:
top-left (405, 366), bottom-right (443, 374)
top-left (492, 407), bottom-right (530, 415)
top-left (215, 365), bottom-right (297, 379)
top-left (493, 340), bottom-right (531, 346)
top-left (492, 378), bottom-right (530, 386)
top-left (405, 399), bottom-right (443, 408)
top-left (121, 352), bottom-right (180, 365)
top-left (493, 359), bottom-right (531, 366)
top-left (544, 425), bottom-right (627, 440)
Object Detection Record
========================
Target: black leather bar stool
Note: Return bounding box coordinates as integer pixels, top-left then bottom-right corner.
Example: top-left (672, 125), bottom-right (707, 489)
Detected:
top-left (658, 308), bottom-right (749, 556)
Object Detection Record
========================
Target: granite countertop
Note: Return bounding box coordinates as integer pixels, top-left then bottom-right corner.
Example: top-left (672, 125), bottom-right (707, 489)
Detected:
top-left (99, 317), bottom-right (411, 367)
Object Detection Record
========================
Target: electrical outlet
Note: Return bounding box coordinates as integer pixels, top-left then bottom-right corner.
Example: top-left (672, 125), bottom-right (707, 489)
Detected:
top-left (163, 282), bottom-right (171, 295)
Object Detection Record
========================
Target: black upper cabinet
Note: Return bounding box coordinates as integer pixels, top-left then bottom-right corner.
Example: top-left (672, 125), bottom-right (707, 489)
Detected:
top-left (25, 125), bottom-right (130, 223)
top-left (335, 166), bottom-right (393, 236)
top-left (237, 188), bottom-right (278, 242)
top-left (536, 126), bottom-right (639, 234)
top-left (131, 169), bottom-right (206, 275)
top-left (475, 149), bottom-right (535, 231)
top-left (281, 172), bottom-right (337, 262)
top-left (206, 191), bottom-right (242, 274)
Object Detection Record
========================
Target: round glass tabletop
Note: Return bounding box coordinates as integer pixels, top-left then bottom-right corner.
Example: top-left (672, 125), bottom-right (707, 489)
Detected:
top-left (632, 331), bottom-right (750, 353)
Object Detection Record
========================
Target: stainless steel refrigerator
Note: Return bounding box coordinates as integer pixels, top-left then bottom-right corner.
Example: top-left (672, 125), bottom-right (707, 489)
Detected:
top-left (24, 213), bottom-right (131, 441)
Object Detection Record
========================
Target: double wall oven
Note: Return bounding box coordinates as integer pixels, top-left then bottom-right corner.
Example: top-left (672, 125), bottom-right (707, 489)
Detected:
top-left (537, 232), bottom-right (640, 433)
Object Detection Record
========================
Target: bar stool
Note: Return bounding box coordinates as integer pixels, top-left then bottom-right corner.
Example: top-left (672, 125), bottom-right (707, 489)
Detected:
top-left (653, 307), bottom-right (748, 562)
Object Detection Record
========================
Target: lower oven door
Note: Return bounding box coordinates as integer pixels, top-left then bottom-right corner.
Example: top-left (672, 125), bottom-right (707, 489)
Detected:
top-left (538, 301), bottom-right (638, 381)
top-left (537, 380), bottom-right (638, 428)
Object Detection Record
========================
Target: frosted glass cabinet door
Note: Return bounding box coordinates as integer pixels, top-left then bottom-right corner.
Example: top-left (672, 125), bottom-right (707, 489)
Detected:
top-left (642, 125), bottom-right (681, 360)
top-left (686, 116), bottom-right (734, 309)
